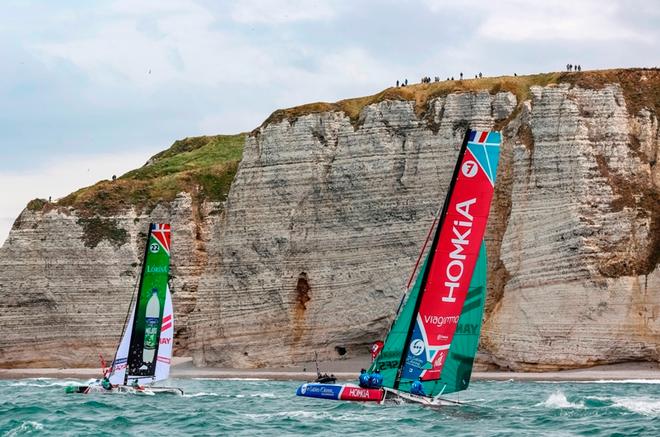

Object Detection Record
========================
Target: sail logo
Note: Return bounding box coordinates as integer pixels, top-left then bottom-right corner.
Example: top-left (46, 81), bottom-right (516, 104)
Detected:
top-left (409, 339), bottom-right (424, 356)
top-left (442, 198), bottom-right (476, 303)
top-left (300, 384), bottom-right (308, 394)
top-left (461, 160), bottom-right (478, 178)
top-left (424, 314), bottom-right (459, 327)
top-left (147, 265), bottom-right (169, 273)
top-left (347, 388), bottom-right (371, 398)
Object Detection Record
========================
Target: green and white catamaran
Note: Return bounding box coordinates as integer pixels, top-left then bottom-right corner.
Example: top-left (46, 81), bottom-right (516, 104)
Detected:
top-left (296, 129), bottom-right (501, 405)
top-left (66, 223), bottom-right (182, 395)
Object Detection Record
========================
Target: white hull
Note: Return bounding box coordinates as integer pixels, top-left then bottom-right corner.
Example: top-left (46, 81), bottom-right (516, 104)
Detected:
top-left (381, 388), bottom-right (465, 406)
top-left (76, 384), bottom-right (183, 395)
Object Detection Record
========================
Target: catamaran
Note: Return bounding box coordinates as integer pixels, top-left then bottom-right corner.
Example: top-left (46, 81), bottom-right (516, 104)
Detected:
top-left (66, 223), bottom-right (182, 395)
top-left (296, 129), bottom-right (501, 405)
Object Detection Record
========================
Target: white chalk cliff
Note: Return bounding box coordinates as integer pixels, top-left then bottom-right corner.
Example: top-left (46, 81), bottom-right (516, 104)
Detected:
top-left (0, 69), bottom-right (657, 370)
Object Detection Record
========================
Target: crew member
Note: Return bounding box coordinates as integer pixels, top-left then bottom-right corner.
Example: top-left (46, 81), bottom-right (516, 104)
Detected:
top-left (411, 377), bottom-right (426, 396)
top-left (101, 376), bottom-right (112, 390)
top-left (370, 369), bottom-right (383, 388)
top-left (132, 379), bottom-right (144, 391)
top-left (358, 368), bottom-right (371, 388)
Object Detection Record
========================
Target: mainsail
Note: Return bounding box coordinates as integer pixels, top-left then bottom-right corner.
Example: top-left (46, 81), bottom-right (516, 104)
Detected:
top-left (373, 130), bottom-right (501, 398)
top-left (109, 223), bottom-right (173, 385)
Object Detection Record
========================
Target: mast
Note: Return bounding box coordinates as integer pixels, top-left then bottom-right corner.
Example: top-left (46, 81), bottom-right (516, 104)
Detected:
top-left (393, 130), bottom-right (471, 390)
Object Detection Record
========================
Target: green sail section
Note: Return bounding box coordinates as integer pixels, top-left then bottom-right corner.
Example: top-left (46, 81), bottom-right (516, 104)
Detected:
top-left (126, 224), bottom-right (171, 379)
top-left (405, 242), bottom-right (487, 396)
top-left (369, 254), bottom-right (430, 388)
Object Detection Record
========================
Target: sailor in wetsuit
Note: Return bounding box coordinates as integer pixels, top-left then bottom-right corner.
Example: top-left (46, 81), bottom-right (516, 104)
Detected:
top-left (411, 377), bottom-right (426, 396)
top-left (132, 379), bottom-right (145, 391)
top-left (101, 377), bottom-right (112, 390)
top-left (369, 369), bottom-right (383, 388)
top-left (358, 368), bottom-right (371, 388)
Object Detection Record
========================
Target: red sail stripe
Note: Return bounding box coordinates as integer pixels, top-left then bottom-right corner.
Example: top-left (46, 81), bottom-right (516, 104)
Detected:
top-left (157, 356), bottom-right (171, 364)
top-left (478, 131), bottom-right (488, 143)
top-left (161, 322), bottom-right (172, 331)
top-left (415, 144), bottom-right (497, 380)
top-left (162, 314), bottom-right (172, 324)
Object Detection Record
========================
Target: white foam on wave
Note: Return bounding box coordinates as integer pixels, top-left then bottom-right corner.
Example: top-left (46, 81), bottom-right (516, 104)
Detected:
top-left (245, 410), bottom-right (389, 422)
top-left (4, 421), bottom-right (44, 436)
top-left (538, 379), bottom-right (660, 385)
top-left (250, 392), bottom-right (276, 398)
top-left (192, 377), bottom-right (268, 381)
top-left (611, 397), bottom-right (660, 416)
top-left (9, 379), bottom-right (84, 388)
top-left (537, 391), bottom-right (584, 409)
top-left (183, 392), bottom-right (222, 398)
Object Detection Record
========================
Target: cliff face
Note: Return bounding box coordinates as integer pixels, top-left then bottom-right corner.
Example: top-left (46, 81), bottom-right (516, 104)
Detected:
top-left (0, 195), bottom-right (212, 367)
top-left (1, 69), bottom-right (658, 370)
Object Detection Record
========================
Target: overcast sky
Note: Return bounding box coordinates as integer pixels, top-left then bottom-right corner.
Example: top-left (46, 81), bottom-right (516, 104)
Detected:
top-left (1, 0), bottom-right (658, 243)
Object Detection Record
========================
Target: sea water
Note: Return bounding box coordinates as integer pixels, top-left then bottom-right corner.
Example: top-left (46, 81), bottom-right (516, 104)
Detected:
top-left (1, 378), bottom-right (659, 436)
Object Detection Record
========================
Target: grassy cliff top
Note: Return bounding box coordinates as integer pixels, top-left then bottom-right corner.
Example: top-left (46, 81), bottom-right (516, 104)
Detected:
top-left (52, 134), bottom-right (245, 216)
top-left (27, 68), bottom-right (658, 217)
top-left (261, 68), bottom-right (660, 129)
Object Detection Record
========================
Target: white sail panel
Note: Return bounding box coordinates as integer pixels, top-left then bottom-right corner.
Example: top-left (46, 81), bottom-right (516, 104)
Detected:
top-left (127, 288), bottom-right (173, 385)
top-left (154, 287), bottom-right (173, 382)
top-left (108, 303), bottom-right (135, 385)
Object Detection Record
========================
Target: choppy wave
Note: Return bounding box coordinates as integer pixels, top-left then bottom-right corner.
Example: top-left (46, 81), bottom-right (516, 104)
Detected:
top-left (611, 397), bottom-right (660, 416)
top-left (4, 421), bottom-right (44, 436)
top-left (192, 377), bottom-right (268, 381)
top-left (537, 391), bottom-right (584, 409)
top-left (2, 378), bottom-right (659, 435)
top-left (183, 392), bottom-right (222, 398)
top-left (9, 380), bottom-right (85, 388)
top-left (539, 379), bottom-right (660, 385)
top-left (245, 410), bottom-right (391, 422)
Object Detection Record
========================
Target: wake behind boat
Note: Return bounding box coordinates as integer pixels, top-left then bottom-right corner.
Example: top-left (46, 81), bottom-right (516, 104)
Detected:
top-left (65, 223), bottom-right (183, 396)
top-left (296, 129), bottom-right (501, 405)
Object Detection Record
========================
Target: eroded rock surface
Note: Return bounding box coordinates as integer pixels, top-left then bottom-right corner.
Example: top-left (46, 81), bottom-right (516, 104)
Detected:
top-left (1, 70), bottom-right (658, 370)
top-left (0, 194), bottom-right (212, 367)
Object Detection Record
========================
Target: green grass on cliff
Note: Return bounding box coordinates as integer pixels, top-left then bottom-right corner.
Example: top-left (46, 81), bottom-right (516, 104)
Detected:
top-left (56, 134), bottom-right (245, 216)
top-left (261, 72), bottom-right (564, 128)
top-left (27, 68), bottom-right (658, 219)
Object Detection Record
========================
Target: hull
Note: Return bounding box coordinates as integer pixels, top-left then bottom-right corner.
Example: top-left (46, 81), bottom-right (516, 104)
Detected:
top-left (382, 388), bottom-right (464, 406)
top-left (296, 383), bottom-right (383, 402)
top-left (65, 384), bottom-right (183, 395)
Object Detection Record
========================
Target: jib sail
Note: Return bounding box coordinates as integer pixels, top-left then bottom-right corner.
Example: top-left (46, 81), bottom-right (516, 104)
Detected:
top-left (404, 242), bottom-right (488, 396)
top-left (385, 130), bottom-right (500, 397)
top-left (369, 254), bottom-right (430, 387)
top-left (108, 223), bottom-right (173, 385)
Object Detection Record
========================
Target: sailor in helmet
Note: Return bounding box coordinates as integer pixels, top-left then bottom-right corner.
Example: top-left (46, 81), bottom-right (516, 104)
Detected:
top-left (358, 368), bottom-right (371, 388)
top-left (369, 369), bottom-right (383, 388)
top-left (411, 376), bottom-right (426, 396)
top-left (101, 376), bottom-right (113, 390)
